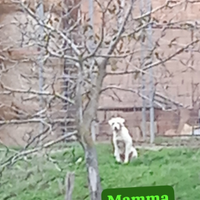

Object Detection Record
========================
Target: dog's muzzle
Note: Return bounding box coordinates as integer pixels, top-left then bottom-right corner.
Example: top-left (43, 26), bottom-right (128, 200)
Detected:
top-left (113, 124), bottom-right (121, 131)
top-left (114, 127), bottom-right (119, 131)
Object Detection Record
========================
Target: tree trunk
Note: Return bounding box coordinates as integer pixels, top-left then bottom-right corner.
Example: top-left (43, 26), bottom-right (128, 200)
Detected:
top-left (75, 0), bottom-right (134, 198)
top-left (77, 122), bottom-right (102, 200)
top-left (77, 73), bottom-right (105, 200)
top-left (85, 143), bottom-right (102, 200)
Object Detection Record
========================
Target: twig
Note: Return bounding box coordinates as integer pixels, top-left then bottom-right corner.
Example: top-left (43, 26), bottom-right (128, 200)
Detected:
top-left (104, 40), bottom-right (199, 76)
top-left (0, 82), bottom-right (74, 104)
top-left (155, 92), bottom-right (184, 108)
top-left (144, 40), bottom-right (199, 71)
top-left (106, 70), bottom-right (137, 75)
top-left (101, 85), bottom-right (165, 109)
top-left (15, 0), bottom-right (81, 56)
top-left (82, 7), bottom-right (105, 61)
top-left (94, 50), bottom-right (140, 59)
top-left (0, 118), bottom-right (75, 125)
top-left (101, 85), bottom-right (185, 109)
top-left (0, 131), bottom-right (78, 169)
top-left (24, 126), bottom-right (50, 149)
top-left (107, 0), bottom-right (135, 56)
top-left (134, 0), bottom-right (186, 20)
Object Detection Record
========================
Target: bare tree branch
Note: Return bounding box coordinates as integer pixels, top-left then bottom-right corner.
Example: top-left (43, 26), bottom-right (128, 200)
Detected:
top-left (0, 118), bottom-right (75, 126)
top-left (14, 0), bottom-right (81, 56)
top-left (101, 85), bottom-right (185, 109)
top-left (106, 0), bottom-right (135, 56)
top-left (0, 82), bottom-right (74, 104)
top-left (134, 0), bottom-right (186, 20)
top-left (0, 131), bottom-right (77, 169)
top-left (144, 39), bottom-right (199, 71)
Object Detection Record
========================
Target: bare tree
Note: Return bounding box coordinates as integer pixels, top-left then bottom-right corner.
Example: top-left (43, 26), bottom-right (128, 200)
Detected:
top-left (73, 1), bottom-right (135, 198)
top-left (1, 0), bottom-right (200, 199)
top-left (1, 0), bottom-right (135, 199)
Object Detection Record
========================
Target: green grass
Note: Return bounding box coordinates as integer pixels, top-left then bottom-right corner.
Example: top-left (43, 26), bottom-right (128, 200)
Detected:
top-left (0, 144), bottom-right (200, 200)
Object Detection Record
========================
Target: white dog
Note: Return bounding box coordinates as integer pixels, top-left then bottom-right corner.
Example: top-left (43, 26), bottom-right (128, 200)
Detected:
top-left (108, 117), bottom-right (138, 164)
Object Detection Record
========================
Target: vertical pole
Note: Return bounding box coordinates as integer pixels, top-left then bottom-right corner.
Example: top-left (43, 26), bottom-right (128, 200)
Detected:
top-left (62, 0), bottom-right (81, 136)
top-left (62, 0), bottom-right (71, 136)
top-left (198, 110), bottom-right (200, 131)
top-left (36, 0), bottom-right (44, 141)
top-left (116, 0), bottom-right (125, 29)
top-left (89, 0), bottom-right (94, 29)
top-left (146, 0), bottom-right (155, 144)
top-left (190, 28), bottom-right (195, 135)
top-left (190, 29), bottom-right (193, 135)
top-left (88, 0), bottom-right (96, 141)
top-left (140, 0), bottom-right (146, 141)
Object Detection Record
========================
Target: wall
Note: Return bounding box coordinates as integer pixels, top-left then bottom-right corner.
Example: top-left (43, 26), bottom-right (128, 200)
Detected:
top-left (0, 1), bottom-right (64, 146)
top-left (96, 0), bottom-right (200, 138)
top-left (1, 0), bottom-right (200, 146)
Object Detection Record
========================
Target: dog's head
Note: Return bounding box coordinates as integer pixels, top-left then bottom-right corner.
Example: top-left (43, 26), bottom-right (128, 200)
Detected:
top-left (108, 117), bottom-right (125, 132)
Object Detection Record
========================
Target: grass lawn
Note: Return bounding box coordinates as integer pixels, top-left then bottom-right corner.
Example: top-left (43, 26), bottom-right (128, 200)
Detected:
top-left (0, 143), bottom-right (200, 200)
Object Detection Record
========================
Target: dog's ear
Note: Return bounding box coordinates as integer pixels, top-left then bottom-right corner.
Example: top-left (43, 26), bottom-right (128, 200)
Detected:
top-left (118, 117), bottom-right (125, 124)
top-left (108, 118), bottom-right (113, 126)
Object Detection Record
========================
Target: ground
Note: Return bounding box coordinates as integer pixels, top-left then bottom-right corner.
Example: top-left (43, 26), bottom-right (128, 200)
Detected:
top-left (0, 143), bottom-right (200, 200)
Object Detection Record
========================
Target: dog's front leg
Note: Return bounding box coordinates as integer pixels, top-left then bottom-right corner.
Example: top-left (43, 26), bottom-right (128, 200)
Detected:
top-left (124, 143), bottom-right (132, 164)
top-left (113, 137), bottom-right (121, 163)
top-left (114, 148), bottom-right (121, 163)
top-left (131, 147), bottom-right (138, 159)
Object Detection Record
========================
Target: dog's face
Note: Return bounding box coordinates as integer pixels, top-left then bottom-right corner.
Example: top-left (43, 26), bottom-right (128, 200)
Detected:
top-left (108, 117), bottom-right (125, 132)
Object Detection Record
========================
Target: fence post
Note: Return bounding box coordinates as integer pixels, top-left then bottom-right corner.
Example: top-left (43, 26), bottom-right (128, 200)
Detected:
top-left (140, 0), bottom-right (154, 143)
top-left (36, 0), bottom-right (45, 143)
top-left (146, 0), bottom-right (155, 144)
top-left (65, 172), bottom-right (75, 200)
top-left (140, 0), bottom-right (147, 141)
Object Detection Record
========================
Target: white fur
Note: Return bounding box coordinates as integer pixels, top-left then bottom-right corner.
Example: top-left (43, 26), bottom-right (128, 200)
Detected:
top-left (108, 117), bottom-right (138, 164)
